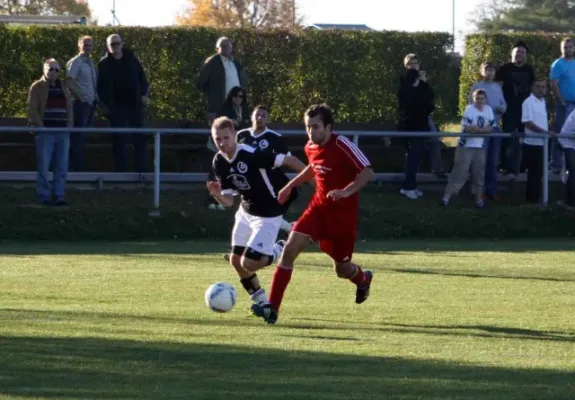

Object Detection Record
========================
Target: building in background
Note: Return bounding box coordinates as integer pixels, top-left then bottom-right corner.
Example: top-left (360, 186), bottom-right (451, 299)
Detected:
top-left (0, 15), bottom-right (89, 25)
top-left (304, 23), bottom-right (373, 31)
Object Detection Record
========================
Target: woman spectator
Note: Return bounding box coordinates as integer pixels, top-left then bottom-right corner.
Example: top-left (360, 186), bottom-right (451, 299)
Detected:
top-left (397, 68), bottom-right (435, 200)
top-left (218, 86), bottom-right (250, 130)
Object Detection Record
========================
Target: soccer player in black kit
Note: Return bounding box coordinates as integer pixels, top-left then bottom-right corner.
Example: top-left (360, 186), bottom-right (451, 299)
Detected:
top-left (207, 116), bottom-right (306, 309)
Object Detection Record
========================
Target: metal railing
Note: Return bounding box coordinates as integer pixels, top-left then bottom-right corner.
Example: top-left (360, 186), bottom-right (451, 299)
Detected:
top-left (0, 126), bottom-right (567, 216)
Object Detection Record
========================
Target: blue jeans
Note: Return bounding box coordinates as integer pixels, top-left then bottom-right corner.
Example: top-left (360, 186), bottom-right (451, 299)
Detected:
top-left (70, 100), bottom-right (96, 171)
top-left (35, 132), bottom-right (70, 202)
top-left (484, 128), bottom-right (502, 196)
top-left (552, 103), bottom-right (575, 169)
top-left (108, 106), bottom-right (147, 172)
top-left (403, 137), bottom-right (427, 190)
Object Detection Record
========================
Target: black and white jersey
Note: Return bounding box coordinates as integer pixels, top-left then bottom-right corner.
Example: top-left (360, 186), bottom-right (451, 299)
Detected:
top-left (213, 144), bottom-right (294, 218)
top-left (237, 128), bottom-right (291, 156)
top-left (236, 127), bottom-right (299, 208)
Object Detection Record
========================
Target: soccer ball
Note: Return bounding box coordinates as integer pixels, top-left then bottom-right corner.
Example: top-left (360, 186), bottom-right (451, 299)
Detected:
top-left (205, 282), bottom-right (237, 313)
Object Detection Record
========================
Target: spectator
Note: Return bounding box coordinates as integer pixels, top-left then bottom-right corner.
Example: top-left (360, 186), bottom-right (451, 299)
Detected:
top-left (549, 37), bottom-right (575, 175)
top-left (397, 68), bottom-right (434, 199)
top-left (27, 58), bottom-right (74, 206)
top-left (442, 89), bottom-right (495, 208)
top-left (218, 86), bottom-right (250, 130)
top-left (521, 78), bottom-right (555, 204)
top-left (495, 41), bottom-right (535, 187)
top-left (97, 34), bottom-right (149, 172)
top-left (403, 53), bottom-right (447, 179)
top-left (468, 61), bottom-right (507, 200)
top-left (196, 37), bottom-right (246, 123)
top-left (558, 108), bottom-right (575, 207)
top-left (66, 35), bottom-right (97, 171)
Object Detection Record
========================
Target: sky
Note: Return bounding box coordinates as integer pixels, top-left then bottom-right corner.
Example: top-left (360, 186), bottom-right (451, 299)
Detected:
top-left (90, 0), bottom-right (485, 51)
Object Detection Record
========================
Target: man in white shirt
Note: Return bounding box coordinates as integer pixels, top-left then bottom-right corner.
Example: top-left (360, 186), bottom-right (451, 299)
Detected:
top-left (558, 108), bottom-right (575, 206)
top-left (521, 78), bottom-right (556, 203)
top-left (442, 89), bottom-right (496, 208)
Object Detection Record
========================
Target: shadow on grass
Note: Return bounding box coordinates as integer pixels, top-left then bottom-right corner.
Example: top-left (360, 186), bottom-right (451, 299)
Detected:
top-left (2, 239), bottom-right (575, 256)
top-left (3, 308), bottom-right (575, 345)
top-left (0, 334), bottom-right (573, 400)
top-left (388, 268), bottom-right (575, 283)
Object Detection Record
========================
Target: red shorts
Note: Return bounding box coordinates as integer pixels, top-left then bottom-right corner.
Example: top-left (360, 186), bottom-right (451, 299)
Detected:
top-left (292, 205), bottom-right (357, 263)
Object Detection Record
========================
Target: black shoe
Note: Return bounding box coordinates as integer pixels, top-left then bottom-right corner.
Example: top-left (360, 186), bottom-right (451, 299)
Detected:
top-left (251, 303), bottom-right (278, 324)
top-left (434, 170), bottom-right (447, 179)
top-left (355, 271), bottom-right (373, 304)
top-left (54, 200), bottom-right (69, 206)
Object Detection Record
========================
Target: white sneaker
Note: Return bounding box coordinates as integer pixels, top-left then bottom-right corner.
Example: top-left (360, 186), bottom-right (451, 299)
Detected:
top-left (414, 189), bottom-right (423, 197)
top-left (400, 189), bottom-right (419, 200)
top-left (216, 204), bottom-right (225, 211)
top-left (562, 168), bottom-right (569, 184)
top-left (272, 240), bottom-right (286, 263)
top-left (208, 204), bottom-right (217, 210)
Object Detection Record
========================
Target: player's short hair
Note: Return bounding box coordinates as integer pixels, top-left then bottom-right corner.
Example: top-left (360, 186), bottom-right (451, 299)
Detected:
top-left (480, 61), bottom-right (495, 71)
top-left (562, 37), bottom-right (573, 46)
top-left (216, 36), bottom-right (230, 49)
top-left (43, 58), bottom-right (59, 67)
top-left (403, 53), bottom-right (419, 67)
top-left (78, 35), bottom-right (92, 46)
top-left (253, 105), bottom-right (268, 113)
top-left (211, 116), bottom-right (235, 133)
top-left (305, 103), bottom-right (334, 129)
top-left (472, 89), bottom-right (487, 98)
top-left (512, 41), bottom-right (529, 53)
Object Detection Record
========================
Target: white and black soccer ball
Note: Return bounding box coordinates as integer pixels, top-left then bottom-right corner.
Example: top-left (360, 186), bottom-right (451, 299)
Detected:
top-left (205, 282), bottom-right (237, 313)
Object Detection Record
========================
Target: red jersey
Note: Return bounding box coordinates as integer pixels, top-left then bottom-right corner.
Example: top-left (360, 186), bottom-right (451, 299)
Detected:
top-left (305, 133), bottom-right (371, 211)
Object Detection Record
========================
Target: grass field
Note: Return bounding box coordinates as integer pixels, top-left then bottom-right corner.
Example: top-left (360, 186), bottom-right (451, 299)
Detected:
top-left (1, 240), bottom-right (575, 400)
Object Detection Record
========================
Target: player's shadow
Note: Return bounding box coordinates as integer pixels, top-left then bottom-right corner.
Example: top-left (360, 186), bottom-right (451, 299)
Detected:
top-left (0, 334), bottom-right (573, 400)
top-left (386, 267), bottom-right (575, 283)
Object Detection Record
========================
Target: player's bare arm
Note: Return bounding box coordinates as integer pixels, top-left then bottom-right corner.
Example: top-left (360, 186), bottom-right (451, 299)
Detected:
top-left (327, 167), bottom-right (374, 201)
top-left (278, 165), bottom-right (314, 204)
top-left (207, 181), bottom-right (234, 207)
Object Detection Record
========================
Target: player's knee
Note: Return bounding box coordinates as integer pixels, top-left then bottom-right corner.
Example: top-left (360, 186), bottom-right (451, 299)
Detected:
top-left (240, 248), bottom-right (267, 272)
top-left (279, 233), bottom-right (309, 265)
top-left (334, 262), bottom-right (353, 278)
top-left (230, 254), bottom-right (242, 268)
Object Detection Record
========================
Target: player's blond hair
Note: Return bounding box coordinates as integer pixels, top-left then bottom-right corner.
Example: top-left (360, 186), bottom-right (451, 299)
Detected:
top-left (211, 116), bottom-right (235, 133)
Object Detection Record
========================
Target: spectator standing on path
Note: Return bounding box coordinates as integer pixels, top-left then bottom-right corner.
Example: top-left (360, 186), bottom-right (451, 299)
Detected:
top-left (218, 86), bottom-right (250, 131)
top-left (196, 36), bottom-right (247, 210)
top-left (403, 53), bottom-right (447, 179)
top-left (558, 108), bottom-right (575, 207)
top-left (468, 61), bottom-right (507, 200)
top-left (97, 34), bottom-right (150, 173)
top-left (521, 78), bottom-right (555, 204)
top-left (397, 68), bottom-right (434, 200)
top-left (27, 58), bottom-right (74, 206)
top-left (495, 41), bottom-right (535, 187)
top-left (550, 37), bottom-right (575, 176)
top-left (67, 35), bottom-right (97, 172)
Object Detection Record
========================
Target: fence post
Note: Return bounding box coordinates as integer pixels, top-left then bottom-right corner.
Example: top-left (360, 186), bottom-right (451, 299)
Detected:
top-left (542, 135), bottom-right (549, 206)
top-left (149, 131), bottom-right (162, 217)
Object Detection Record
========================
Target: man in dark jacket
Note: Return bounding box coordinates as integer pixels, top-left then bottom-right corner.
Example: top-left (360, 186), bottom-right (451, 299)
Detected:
top-left (196, 36), bottom-right (246, 125)
top-left (98, 33), bottom-right (149, 172)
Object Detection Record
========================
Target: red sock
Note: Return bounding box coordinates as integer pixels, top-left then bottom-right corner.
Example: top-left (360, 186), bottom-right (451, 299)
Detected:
top-left (269, 265), bottom-right (293, 312)
top-left (349, 264), bottom-right (366, 286)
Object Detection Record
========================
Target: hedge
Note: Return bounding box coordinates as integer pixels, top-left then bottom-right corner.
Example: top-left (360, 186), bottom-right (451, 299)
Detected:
top-left (0, 25), bottom-right (458, 124)
top-left (460, 33), bottom-right (565, 117)
top-left (1, 186), bottom-right (573, 241)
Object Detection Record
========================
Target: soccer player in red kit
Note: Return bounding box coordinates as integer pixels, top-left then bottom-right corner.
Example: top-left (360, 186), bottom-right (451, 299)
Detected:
top-left (251, 103), bottom-right (375, 324)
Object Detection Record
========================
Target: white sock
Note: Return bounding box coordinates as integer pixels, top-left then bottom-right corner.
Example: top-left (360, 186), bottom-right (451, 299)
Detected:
top-left (250, 288), bottom-right (269, 305)
top-left (279, 219), bottom-right (292, 233)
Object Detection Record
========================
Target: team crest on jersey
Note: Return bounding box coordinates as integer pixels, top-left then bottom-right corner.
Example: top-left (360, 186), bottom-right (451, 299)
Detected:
top-left (259, 140), bottom-right (269, 150)
top-left (230, 174), bottom-right (251, 190)
top-left (237, 161), bottom-right (248, 174)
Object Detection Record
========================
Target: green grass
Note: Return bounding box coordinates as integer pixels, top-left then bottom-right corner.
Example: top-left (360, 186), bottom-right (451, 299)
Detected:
top-left (1, 240), bottom-right (575, 399)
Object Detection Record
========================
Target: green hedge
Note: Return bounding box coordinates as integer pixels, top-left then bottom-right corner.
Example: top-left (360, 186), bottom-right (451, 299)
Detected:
top-left (0, 186), bottom-right (573, 241)
top-left (460, 33), bottom-right (564, 117)
top-left (0, 25), bottom-right (458, 124)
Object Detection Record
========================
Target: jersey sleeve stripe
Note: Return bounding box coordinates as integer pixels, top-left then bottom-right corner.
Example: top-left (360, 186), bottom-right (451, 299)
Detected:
top-left (336, 136), bottom-right (371, 168)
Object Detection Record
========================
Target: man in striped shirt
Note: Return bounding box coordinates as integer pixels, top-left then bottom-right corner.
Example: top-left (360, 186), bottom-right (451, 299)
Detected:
top-left (27, 58), bottom-right (74, 205)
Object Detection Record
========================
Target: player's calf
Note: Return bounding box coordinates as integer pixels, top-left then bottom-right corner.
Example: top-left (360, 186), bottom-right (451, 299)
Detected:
top-left (334, 261), bottom-right (374, 304)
